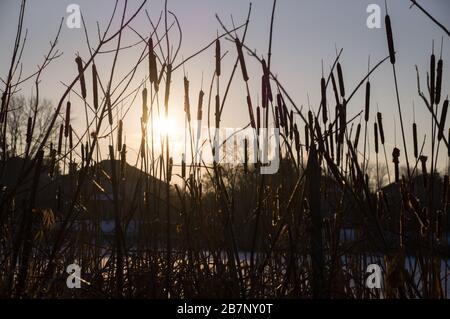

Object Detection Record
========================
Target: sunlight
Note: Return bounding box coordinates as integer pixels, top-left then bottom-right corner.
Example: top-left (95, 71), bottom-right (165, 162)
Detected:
top-left (153, 115), bottom-right (176, 137)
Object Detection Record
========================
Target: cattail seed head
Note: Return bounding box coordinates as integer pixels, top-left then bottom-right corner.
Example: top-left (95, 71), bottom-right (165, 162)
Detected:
top-left (149, 37), bottom-right (158, 84)
top-left (439, 98), bottom-right (449, 140)
top-left (118, 120), bottom-right (123, 152)
top-left (246, 95), bottom-right (256, 129)
top-left (92, 64), bottom-right (98, 110)
top-left (235, 37), bottom-right (249, 82)
top-left (75, 56), bottom-right (86, 99)
top-left (197, 90), bottom-right (204, 121)
top-left (365, 81), bottom-right (370, 122)
top-left (321, 77), bottom-right (327, 124)
top-left (385, 15), bottom-right (396, 64)
top-left (164, 64), bottom-right (172, 111)
top-left (64, 101), bottom-right (71, 137)
top-left (184, 76), bottom-right (191, 122)
top-left (431, 52), bottom-right (436, 106)
top-left (374, 122), bottom-right (379, 154)
top-left (377, 112), bottom-right (385, 145)
top-left (215, 39), bottom-right (221, 77)
top-left (142, 87), bottom-right (148, 123)
top-left (58, 124), bottom-right (63, 155)
top-left (330, 71), bottom-right (339, 105)
top-left (413, 122), bottom-right (418, 159)
top-left (354, 123), bottom-right (361, 149)
top-left (337, 62), bottom-right (345, 98)
top-left (436, 58), bottom-right (443, 105)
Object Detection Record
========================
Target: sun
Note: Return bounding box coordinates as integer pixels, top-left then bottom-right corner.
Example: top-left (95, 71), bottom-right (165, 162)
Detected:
top-left (153, 115), bottom-right (176, 137)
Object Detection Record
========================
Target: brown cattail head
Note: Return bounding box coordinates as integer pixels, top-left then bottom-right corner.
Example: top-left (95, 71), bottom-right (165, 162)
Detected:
top-left (337, 62), bottom-right (345, 98)
top-left (58, 124), bottom-right (63, 155)
top-left (182, 154), bottom-right (186, 179)
top-left (106, 93), bottom-right (113, 125)
top-left (354, 123), bottom-right (361, 149)
top-left (120, 143), bottom-right (126, 179)
top-left (235, 37), bottom-right (249, 82)
top-left (438, 98), bottom-right (449, 140)
top-left (247, 95), bottom-right (256, 129)
top-left (374, 122), bottom-right (379, 154)
top-left (321, 77), bottom-right (328, 124)
top-left (64, 101), bottom-right (71, 137)
top-left (142, 87), bottom-right (148, 123)
top-left (290, 110), bottom-right (294, 140)
top-left (75, 56), bottom-right (86, 99)
top-left (215, 94), bottom-right (220, 129)
top-left (197, 90), bottom-right (204, 121)
top-left (69, 125), bottom-right (73, 149)
top-left (431, 52), bottom-right (436, 106)
top-left (184, 76), bottom-right (191, 122)
top-left (436, 58), bottom-right (443, 105)
top-left (413, 122), bottom-right (418, 159)
top-left (365, 81), bottom-right (370, 122)
top-left (305, 124), bottom-right (310, 152)
top-left (92, 63), bottom-right (98, 110)
top-left (149, 37), bottom-right (158, 84)
top-left (377, 112), bottom-right (385, 145)
top-left (118, 120), bottom-right (123, 152)
top-left (393, 147), bottom-right (400, 182)
top-left (385, 14), bottom-right (396, 64)
top-left (215, 38), bottom-right (221, 77)
top-left (256, 106), bottom-right (261, 132)
top-left (294, 123), bottom-right (300, 152)
top-left (244, 138), bottom-right (248, 174)
top-left (262, 59), bottom-right (273, 102)
top-left (262, 75), bottom-right (267, 109)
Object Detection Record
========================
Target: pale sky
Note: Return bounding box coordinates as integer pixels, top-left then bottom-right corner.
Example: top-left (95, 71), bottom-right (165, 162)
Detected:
top-left (1, 0), bottom-right (449, 173)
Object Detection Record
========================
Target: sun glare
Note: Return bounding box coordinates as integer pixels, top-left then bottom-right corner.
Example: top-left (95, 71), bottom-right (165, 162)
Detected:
top-left (153, 116), bottom-right (176, 137)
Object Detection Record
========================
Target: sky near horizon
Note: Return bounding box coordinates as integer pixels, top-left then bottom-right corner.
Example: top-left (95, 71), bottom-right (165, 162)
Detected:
top-left (0, 0), bottom-right (450, 175)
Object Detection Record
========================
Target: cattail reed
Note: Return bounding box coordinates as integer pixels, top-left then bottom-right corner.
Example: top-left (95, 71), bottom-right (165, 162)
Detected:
top-left (294, 123), bottom-right (300, 153)
top-left (385, 13), bottom-right (396, 64)
top-left (262, 60), bottom-right (273, 103)
top-left (117, 120), bottom-right (123, 152)
top-left (149, 37), bottom-right (158, 85)
top-left (413, 122), bottom-right (418, 159)
top-left (393, 147), bottom-right (400, 183)
top-left (290, 110), bottom-right (294, 140)
top-left (197, 90), bottom-right (204, 121)
top-left (215, 95), bottom-right (220, 129)
top-left (247, 96), bottom-right (256, 129)
top-left (107, 93), bottom-right (113, 125)
top-left (64, 101), bottom-right (71, 137)
top-left (337, 62), bottom-right (345, 98)
top-left (436, 55), bottom-right (443, 105)
top-left (235, 37), bottom-right (249, 82)
top-left (182, 154), bottom-right (186, 179)
top-left (81, 143), bottom-right (85, 168)
top-left (365, 81), bottom-right (370, 122)
top-left (262, 76), bottom-right (268, 109)
top-left (430, 47), bottom-right (436, 106)
top-left (305, 124), bottom-right (309, 152)
top-left (215, 38), bottom-right (221, 77)
top-left (321, 77), bottom-right (327, 124)
top-left (68, 125), bottom-right (73, 150)
top-left (92, 64), bottom-right (98, 110)
top-left (448, 128), bottom-right (450, 157)
top-left (277, 94), bottom-right (285, 127)
top-left (120, 143), bottom-right (126, 178)
top-left (439, 98), bottom-right (449, 140)
top-left (256, 106), bottom-right (261, 132)
top-left (354, 123), bottom-right (361, 149)
top-left (142, 87), bottom-right (148, 123)
top-left (75, 56), bottom-right (86, 99)
top-left (377, 112), bottom-right (385, 145)
top-left (374, 122), bottom-right (379, 154)
top-left (184, 76), bottom-right (191, 122)
top-left (57, 124), bottom-right (63, 155)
